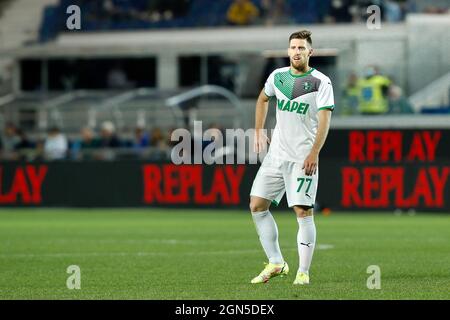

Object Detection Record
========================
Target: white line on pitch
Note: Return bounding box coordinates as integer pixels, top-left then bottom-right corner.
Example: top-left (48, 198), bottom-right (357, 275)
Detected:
top-left (0, 244), bottom-right (334, 259)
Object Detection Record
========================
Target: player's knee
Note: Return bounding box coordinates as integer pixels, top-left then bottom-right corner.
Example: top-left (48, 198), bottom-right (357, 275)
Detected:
top-left (249, 198), bottom-right (269, 213)
top-left (294, 206), bottom-right (313, 218)
top-left (249, 202), bottom-right (265, 213)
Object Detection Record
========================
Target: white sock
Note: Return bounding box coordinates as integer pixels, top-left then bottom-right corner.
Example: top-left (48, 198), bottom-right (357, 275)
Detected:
top-left (252, 210), bottom-right (284, 264)
top-left (297, 215), bottom-right (316, 274)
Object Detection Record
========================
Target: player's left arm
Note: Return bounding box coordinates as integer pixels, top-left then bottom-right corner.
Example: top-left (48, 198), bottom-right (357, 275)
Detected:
top-left (303, 77), bottom-right (334, 176)
top-left (303, 110), bottom-right (331, 176)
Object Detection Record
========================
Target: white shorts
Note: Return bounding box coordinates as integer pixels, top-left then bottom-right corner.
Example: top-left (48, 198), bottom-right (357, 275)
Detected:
top-left (250, 153), bottom-right (318, 208)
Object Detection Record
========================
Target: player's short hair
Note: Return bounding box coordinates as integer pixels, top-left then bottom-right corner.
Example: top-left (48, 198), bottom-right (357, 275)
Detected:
top-left (289, 30), bottom-right (312, 47)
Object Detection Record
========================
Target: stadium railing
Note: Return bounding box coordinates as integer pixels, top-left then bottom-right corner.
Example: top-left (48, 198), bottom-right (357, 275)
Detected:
top-left (409, 71), bottom-right (450, 113)
top-left (0, 85), bottom-right (246, 135)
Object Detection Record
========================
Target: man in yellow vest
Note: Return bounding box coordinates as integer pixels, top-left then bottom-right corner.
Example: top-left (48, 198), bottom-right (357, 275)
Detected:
top-left (341, 72), bottom-right (360, 115)
top-left (357, 66), bottom-right (392, 115)
top-left (227, 0), bottom-right (260, 26)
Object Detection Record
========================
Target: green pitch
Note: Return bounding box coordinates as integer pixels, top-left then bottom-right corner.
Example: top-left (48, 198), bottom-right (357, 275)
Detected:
top-left (0, 209), bottom-right (449, 300)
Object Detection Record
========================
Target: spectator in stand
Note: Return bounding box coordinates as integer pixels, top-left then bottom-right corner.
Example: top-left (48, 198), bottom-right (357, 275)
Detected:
top-left (388, 83), bottom-right (415, 114)
top-left (33, 140), bottom-right (45, 162)
top-left (147, 127), bottom-right (170, 160)
top-left (133, 126), bottom-right (150, 149)
top-left (226, 0), bottom-right (260, 26)
top-left (351, 0), bottom-right (384, 23)
top-left (355, 0), bottom-right (415, 23)
top-left (341, 72), bottom-right (360, 115)
top-left (80, 127), bottom-right (101, 149)
top-left (99, 121), bottom-right (121, 148)
top-left (139, 0), bottom-right (163, 23)
top-left (324, 0), bottom-right (353, 23)
top-left (154, 0), bottom-right (179, 21)
top-left (70, 127), bottom-right (101, 160)
top-left (384, 0), bottom-right (402, 22)
top-left (96, 121), bottom-right (121, 160)
top-left (150, 127), bottom-right (165, 148)
top-left (14, 129), bottom-right (36, 161)
top-left (44, 127), bottom-right (68, 161)
top-left (357, 66), bottom-right (392, 115)
top-left (102, 0), bottom-right (129, 23)
top-left (1, 123), bottom-right (20, 160)
top-left (167, 126), bottom-right (193, 160)
top-left (202, 123), bottom-right (226, 162)
top-left (166, 127), bottom-right (179, 148)
top-left (129, 126), bottom-right (150, 159)
top-left (15, 129), bottom-right (34, 150)
top-left (140, 0), bottom-right (180, 23)
top-left (261, 0), bottom-right (290, 26)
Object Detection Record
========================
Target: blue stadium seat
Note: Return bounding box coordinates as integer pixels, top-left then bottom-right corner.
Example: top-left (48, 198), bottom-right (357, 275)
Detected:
top-left (133, 0), bottom-right (149, 11)
top-left (39, 5), bottom-right (57, 42)
top-left (37, 0), bottom-right (331, 38)
top-left (112, 0), bottom-right (133, 11)
top-left (420, 106), bottom-right (450, 114)
top-left (287, 0), bottom-right (319, 24)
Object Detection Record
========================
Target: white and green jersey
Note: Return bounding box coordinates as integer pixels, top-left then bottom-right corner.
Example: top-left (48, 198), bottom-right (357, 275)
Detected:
top-left (264, 66), bottom-right (335, 163)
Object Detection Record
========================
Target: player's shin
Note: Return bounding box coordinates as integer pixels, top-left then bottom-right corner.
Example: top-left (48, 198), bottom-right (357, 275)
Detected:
top-left (252, 210), bottom-right (284, 264)
top-left (297, 215), bottom-right (316, 274)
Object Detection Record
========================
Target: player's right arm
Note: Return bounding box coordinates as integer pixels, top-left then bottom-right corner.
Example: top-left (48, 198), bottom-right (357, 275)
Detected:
top-left (254, 89), bottom-right (270, 153)
top-left (254, 70), bottom-right (276, 154)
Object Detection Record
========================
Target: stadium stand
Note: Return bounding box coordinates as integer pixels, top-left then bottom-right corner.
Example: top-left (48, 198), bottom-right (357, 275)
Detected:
top-left (1, 0), bottom-right (449, 161)
top-left (38, 0), bottom-right (450, 42)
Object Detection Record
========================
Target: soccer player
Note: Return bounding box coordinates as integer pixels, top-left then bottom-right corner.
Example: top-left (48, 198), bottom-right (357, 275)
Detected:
top-left (249, 30), bottom-right (334, 285)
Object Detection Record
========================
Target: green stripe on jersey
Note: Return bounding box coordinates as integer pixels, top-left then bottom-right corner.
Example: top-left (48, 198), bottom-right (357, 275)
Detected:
top-left (318, 105), bottom-right (335, 111)
top-left (289, 67), bottom-right (315, 78)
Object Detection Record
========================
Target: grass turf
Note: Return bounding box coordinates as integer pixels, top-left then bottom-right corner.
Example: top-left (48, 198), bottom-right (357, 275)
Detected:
top-left (0, 209), bottom-right (449, 300)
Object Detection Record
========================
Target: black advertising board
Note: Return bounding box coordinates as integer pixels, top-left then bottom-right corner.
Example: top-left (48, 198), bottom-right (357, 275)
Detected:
top-left (1, 129), bottom-right (449, 211)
